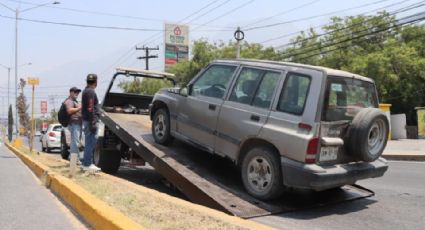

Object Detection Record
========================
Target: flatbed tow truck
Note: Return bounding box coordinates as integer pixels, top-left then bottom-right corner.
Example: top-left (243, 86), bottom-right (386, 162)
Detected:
top-left (94, 67), bottom-right (374, 218)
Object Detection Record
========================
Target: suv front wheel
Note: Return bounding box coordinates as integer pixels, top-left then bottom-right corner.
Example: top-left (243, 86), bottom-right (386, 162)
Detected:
top-left (241, 146), bottom-right (284, 200)
top-left (152, 108), bottom-right (173, 145)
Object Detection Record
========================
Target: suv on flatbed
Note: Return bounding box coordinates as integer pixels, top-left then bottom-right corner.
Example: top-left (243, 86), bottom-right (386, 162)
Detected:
top-left (150, 59), bottom-right (389, 200)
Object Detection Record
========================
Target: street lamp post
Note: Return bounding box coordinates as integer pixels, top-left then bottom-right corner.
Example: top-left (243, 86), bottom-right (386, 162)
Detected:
top-left (0, 1), bottom-right (59, 134)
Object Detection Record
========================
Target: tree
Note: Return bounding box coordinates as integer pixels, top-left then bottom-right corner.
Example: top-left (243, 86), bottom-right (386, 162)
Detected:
top-left (8, 105), bottom-right (13, 142)
top-left (117, 78), bottom-right (173, 95)
top-left (16, 78), bottom-right (30, 138)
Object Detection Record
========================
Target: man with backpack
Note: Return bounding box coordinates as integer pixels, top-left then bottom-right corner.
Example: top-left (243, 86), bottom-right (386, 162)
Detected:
top-left (81, 74), bottom-right (101, 171)
top-left (63, 87), bottom-right (82, 157)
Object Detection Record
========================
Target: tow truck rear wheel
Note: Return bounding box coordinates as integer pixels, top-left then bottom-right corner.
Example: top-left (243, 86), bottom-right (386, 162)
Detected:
top-left (152, 108), bottom-right (174, 145)
top-left (94, 137), bottom-right (121, 174)
top-left (60, 133), bottom-right (70, 160)
top-left (241, 146), bottom-right (284, 200)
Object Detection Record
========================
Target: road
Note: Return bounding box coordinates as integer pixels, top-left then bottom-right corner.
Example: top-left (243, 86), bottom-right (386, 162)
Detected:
top-left (0, 145), bottom-right (89, 230)
top-left (253, 161), bottom-right (425, 230)
top-left (20, 135), bottom-right (425, 229)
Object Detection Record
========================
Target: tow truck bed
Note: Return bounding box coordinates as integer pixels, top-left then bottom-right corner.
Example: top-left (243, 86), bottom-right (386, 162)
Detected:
top-left (100, 111), bottom-right (374, 218)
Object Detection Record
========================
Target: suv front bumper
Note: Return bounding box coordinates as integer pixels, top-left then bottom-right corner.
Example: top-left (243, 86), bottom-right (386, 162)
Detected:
top-left (281, 157), bottom-right (388, 191)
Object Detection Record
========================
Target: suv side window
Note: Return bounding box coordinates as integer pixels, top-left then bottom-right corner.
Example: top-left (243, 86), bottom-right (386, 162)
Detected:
top-left (277, 73), bottom-right (311, 115)
top-left (253, 71), bottom-right (280, 108)
top-left (192, 65), bottom-right (237, 99)
top-left (229, 68), bottom-right (280, 109)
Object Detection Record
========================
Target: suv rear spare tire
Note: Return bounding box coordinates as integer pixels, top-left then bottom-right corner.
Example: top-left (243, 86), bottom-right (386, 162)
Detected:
top-left (348, 108), bottom-right (389, 162)
top-left (241, 146), bottom-right (284, 200)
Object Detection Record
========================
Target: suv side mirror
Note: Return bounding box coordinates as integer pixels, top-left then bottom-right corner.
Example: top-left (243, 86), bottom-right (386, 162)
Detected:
top-left (180, 84), bottom-right (193, 96)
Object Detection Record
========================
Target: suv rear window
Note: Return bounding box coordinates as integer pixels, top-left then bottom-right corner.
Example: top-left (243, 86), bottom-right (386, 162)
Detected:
top-left (277, 73), bottom-right (311, 115)
top-left (323, 76), bottom-right (378, 121)
top-left (52, 126), bottom-right (62, 131)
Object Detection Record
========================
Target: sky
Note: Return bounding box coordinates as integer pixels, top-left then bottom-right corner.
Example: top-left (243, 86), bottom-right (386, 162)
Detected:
top-left (0, 0), bottom-right (424, 119)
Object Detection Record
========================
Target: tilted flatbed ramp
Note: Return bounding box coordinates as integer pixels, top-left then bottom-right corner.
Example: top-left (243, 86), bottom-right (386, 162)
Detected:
top-left (100, 111), bottom-right (374, 218)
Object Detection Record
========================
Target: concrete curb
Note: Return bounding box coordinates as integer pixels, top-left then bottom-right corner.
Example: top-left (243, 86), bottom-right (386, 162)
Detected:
top-left (383, 154), bottom-right (425, 161)
top-left (6, 142), bottom-right (144, 230)
top-left (6, 143), bottom-right (274, 230)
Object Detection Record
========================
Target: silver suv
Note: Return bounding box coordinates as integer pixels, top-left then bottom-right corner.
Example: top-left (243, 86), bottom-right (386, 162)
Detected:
top-left (150, 59), bottom-right (389, 200)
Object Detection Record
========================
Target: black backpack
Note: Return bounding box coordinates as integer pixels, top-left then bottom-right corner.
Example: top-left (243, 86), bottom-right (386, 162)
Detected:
top-left (58, 99), bottom-right (71, 127)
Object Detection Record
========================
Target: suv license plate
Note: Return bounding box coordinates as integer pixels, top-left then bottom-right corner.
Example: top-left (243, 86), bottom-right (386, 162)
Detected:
top-left (320, 147), bottom-right (338, 161)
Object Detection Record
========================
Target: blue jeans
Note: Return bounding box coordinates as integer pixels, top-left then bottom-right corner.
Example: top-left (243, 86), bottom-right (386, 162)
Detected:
top-left (83, 120), bottom-right (97, 167)
top-left (68, 122), bottom-right (82, 154)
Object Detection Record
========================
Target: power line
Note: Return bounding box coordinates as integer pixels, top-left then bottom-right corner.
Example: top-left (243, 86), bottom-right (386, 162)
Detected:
top-left (260, 0), bottom-right (415, 45)
top-left (242, 0), bottom-right (322, 28)
top-left (191, 0), bottom-right (256, 31)
top-left (244, 0), bottom-right (393, 31)
top-left (275, 0), bottom-right (425, 50)
top-left (290, 13), bottom-right (425, 61)
top-left (4, 0), bottom-right (232, 29)
top-left (141, 0), bottom-right (233, 47)
top-left (0, 13), bottom-right (231, 32)
top-left (0, 14), bottom-right (161, 31)
top-left (185, 0), bottom-right (231, 24)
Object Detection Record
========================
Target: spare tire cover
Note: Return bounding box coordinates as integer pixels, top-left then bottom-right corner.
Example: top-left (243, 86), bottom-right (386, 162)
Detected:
top-left (347, 108), bottom-right (389, 162)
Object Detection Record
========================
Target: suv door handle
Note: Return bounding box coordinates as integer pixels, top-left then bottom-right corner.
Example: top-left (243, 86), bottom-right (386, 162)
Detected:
top-left (250, 115), bottom-right (260, 122)
top-left (208, 104), bottom-right (216, 111)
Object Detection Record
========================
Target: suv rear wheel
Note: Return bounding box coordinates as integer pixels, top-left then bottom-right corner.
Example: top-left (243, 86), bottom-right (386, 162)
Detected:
top-left (241, 146), bottom-right (283, 200)
top-left (152, 108), bottom-right (173, 145)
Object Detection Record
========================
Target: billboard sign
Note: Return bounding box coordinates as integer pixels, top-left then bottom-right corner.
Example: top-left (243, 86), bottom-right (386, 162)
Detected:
top-left (40, 100), bottom-right (48, 114)
top-left (164, 23), bottom-right (189, 71)
top-left (42, 122), bottom-right (48, 131)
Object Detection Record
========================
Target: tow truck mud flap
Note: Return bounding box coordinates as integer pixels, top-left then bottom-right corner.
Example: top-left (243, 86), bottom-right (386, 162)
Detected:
top-left (102, 112), bottom-right (374, 218)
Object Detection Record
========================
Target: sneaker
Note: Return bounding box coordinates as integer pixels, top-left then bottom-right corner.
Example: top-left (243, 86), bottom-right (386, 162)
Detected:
top-left (81, 164), bottom-right (100, 172)
top-left (89, 164), bottom-right (101, 171)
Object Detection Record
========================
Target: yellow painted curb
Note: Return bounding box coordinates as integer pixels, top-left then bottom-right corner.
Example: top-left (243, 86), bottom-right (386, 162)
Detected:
top-left (5, 143), bottom-right (144, 230)
top-left (49, 174), bottom-right (143, 230)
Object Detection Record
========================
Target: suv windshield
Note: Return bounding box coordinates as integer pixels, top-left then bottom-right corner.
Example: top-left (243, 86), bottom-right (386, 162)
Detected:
top-left (323, 76), bottom-right (378, 121)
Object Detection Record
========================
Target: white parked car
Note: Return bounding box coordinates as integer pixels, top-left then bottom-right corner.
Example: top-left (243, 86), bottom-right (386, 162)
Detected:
top-left (41, 123), bottom-right (62, 152)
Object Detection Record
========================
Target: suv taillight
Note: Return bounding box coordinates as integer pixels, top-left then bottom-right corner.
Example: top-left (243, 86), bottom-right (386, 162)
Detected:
top-left (305, 137), bottom-right (319, 164)
top-left (48, 132), bottom-right (56, 137)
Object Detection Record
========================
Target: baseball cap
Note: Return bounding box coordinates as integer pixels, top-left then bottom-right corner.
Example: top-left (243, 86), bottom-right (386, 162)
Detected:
top-left (86, 73), bottom-right (98, 82)
top-left (69, 86), bottom-right (81, 93)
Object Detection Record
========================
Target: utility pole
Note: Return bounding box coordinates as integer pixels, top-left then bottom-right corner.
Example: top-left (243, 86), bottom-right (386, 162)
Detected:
top-left (234, 26), bottom-right (245, 59)
top-left (136, 46), bottom-right (159, 70)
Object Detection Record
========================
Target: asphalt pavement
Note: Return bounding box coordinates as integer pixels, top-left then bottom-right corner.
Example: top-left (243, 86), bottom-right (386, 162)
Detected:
top-left (0, 145), bottom-right (89, 230)
top-left (253, 160), bottom-right (425, 230)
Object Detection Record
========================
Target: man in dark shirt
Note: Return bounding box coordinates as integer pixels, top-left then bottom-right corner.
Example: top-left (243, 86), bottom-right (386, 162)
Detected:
top-left (64, 86), bottom-right (82, 156)
top-left (81, 74), bottom-right (100, 171)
